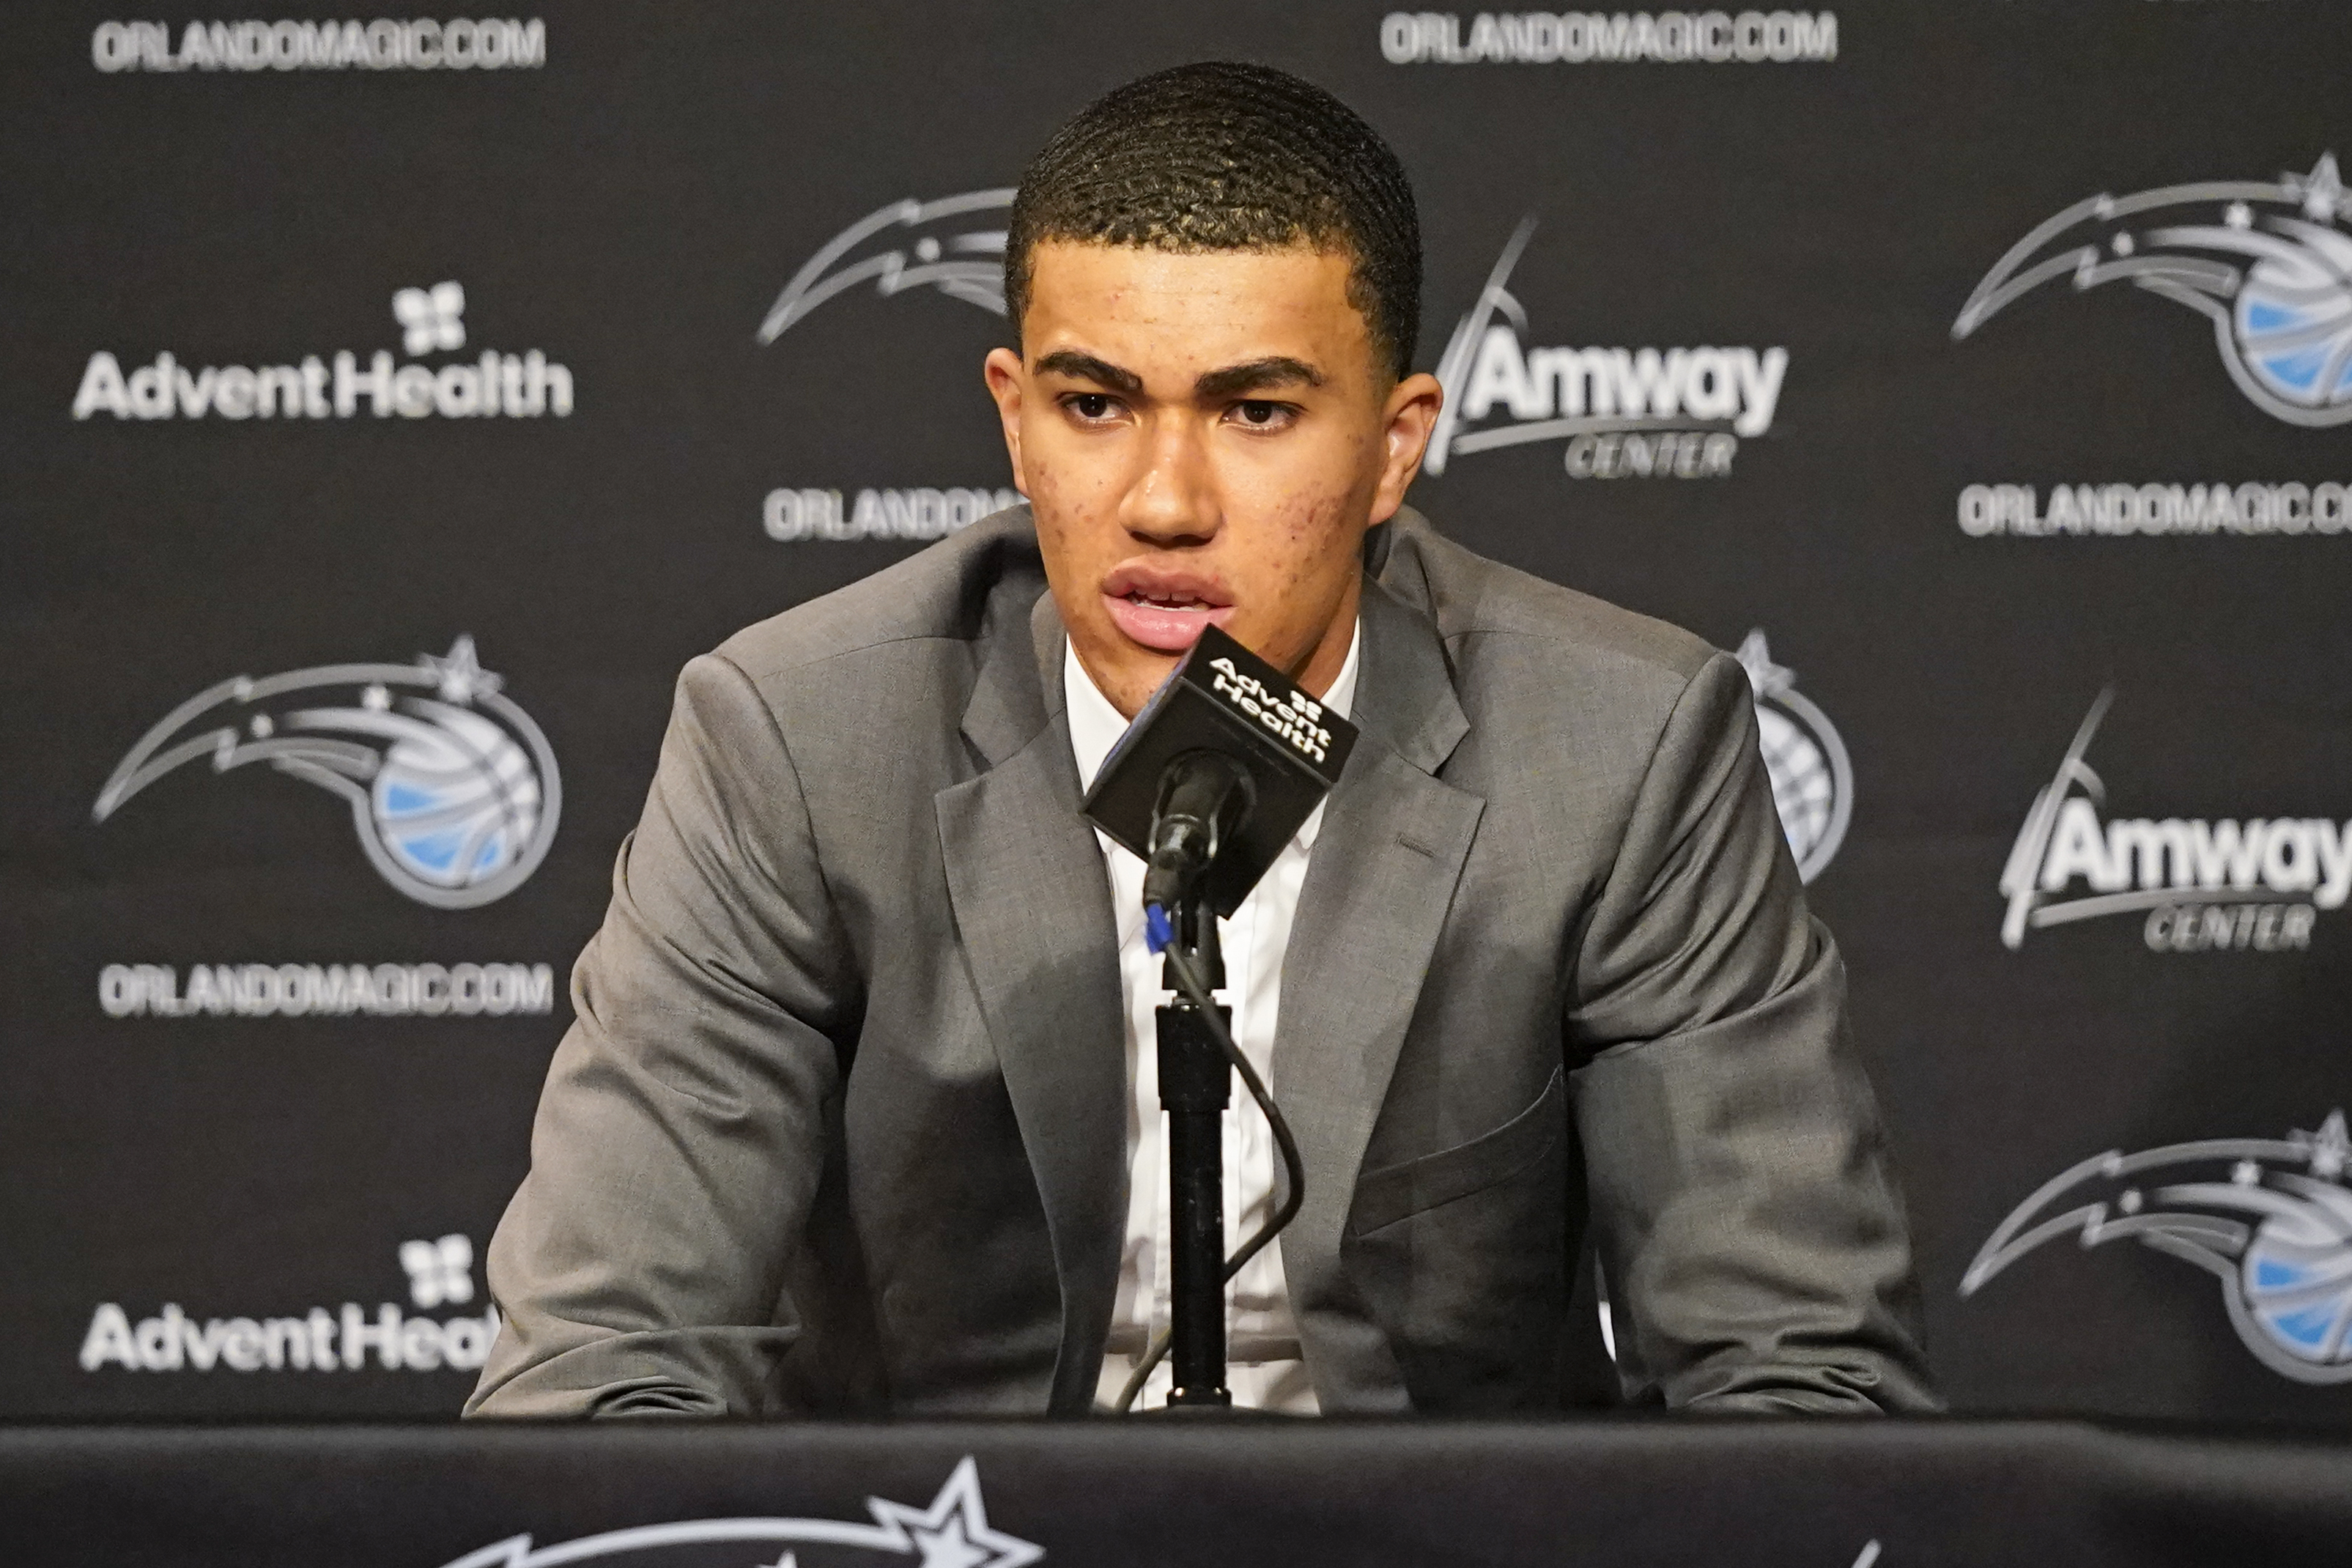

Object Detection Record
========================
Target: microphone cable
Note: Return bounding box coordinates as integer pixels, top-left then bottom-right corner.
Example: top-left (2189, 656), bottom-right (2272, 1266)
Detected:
top-left (1110, 940), bottom-right (1306, 1415)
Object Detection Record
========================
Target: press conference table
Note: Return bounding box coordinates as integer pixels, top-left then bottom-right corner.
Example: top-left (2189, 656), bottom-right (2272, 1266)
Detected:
top-left (5, 1418), bottom-right (2349, 1566)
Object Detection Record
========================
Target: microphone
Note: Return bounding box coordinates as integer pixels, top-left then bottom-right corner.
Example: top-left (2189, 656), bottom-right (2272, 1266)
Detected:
top-left (1138, 752), bottom-right (1254, 933)
top-left (1082, 623), bottom-right (1354, 1413)
top-left (1081, 624), bottom-right (1359, 944)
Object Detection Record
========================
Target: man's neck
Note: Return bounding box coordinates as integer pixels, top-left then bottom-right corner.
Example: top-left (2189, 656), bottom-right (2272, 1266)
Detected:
top-left (1288, 579), bottom-right (1363, 706)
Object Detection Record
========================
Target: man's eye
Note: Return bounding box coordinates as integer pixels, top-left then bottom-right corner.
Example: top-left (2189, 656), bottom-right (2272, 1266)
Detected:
top-left (1069, 394), bottom-right (1116, 420)
top-left (1233, 401), bottom-right (1290, 427)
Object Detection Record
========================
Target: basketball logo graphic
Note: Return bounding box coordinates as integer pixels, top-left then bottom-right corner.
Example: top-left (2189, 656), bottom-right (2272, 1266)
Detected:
top-left (94, 637), bottom-right (560, 909)
top-left (1964, 1112), bottom-right (2352, 1384)
top-left (1737, 629), bottom-right (1852, 884)
top-left (1956, 154), bottom-right (2352, 427)
top-left (757, 188), bottom-right (1014, 344)
top-left (2233, 211), bottom-right (2352, 420)
top-left (367, 698), bottom-right (546, 898)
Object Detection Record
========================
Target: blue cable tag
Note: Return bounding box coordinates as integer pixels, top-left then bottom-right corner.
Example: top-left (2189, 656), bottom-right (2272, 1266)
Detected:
top-left (1144, 903), bottom-right (1175, 955)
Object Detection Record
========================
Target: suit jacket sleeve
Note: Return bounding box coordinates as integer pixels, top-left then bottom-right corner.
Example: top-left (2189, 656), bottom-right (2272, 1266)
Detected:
top-left (1566, 651), bottom-right (1939, 1414)
top-left (465, 651), bottom-right (854, 1417)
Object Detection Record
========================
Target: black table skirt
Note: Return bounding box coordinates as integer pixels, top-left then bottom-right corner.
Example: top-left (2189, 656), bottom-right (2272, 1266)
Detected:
top-left (5, 1418), bottom-right (2349, 1567)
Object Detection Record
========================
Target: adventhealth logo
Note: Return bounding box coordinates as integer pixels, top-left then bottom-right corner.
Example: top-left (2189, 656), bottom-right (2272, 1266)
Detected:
top-left (80, 1235), bottom-right (499, 1375)
top-left (1205, 654), bottom-right (1339, 766)
top-left (395, 281), bottom-right (468, 354)
top-left (400, 1234), bottom-right (476, 1309)
top-left (73, 282), bottom-right (573, 422)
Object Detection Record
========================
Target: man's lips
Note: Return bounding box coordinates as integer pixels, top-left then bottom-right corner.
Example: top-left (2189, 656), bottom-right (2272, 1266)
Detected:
top-left (1100, 563), bottom-right (1235, 653)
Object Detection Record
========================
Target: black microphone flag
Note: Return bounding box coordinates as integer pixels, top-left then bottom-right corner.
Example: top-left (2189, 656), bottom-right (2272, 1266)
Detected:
top-left (1080, 624), bottom-right (1360, 922)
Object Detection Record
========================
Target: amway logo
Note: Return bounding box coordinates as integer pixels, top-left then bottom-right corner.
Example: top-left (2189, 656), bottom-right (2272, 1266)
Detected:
top-left (1428, 221), bottom-right (1787, 479)
top-left (73, 281), bottom-right (573, 422)
top-left (1999, 690), bottom-right (2352, 952)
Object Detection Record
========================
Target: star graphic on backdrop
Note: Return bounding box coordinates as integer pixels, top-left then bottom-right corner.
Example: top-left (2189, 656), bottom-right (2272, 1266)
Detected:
top-left (1734, 629), bottom-right (1794, 700)
top-left (752, 1555), bottom-right (799, 1568)
top-left (2293, 152), bottom-right (2346, 222)
top-left (2232, 1159), bottom-right (2262, 1187)
top-left (360, 684), bottom-right (391, 711)
top-left (866, 1457), bottom-right (1043, 1568)
top-left (418, 635), bottom-right (503, 705)
top-left (2293, 1110), bottom-right (2350, 1181)
top-left (2224, 201), bottom-right (2254, 230)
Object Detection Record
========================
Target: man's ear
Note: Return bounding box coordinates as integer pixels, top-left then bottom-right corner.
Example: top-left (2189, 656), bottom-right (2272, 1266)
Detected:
top-left (983, 347), bottom-right (1030, 496)
top-left (1370, 371), bottom-right (1444, 525)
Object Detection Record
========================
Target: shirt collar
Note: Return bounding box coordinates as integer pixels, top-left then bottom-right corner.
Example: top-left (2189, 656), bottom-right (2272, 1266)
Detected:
top-left (1065, 616), bottom-right (1362, 794)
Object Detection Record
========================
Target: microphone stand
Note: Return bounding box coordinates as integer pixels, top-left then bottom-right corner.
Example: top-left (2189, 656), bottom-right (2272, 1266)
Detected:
top-left (1155, 887), bottom-right (1232, 1409)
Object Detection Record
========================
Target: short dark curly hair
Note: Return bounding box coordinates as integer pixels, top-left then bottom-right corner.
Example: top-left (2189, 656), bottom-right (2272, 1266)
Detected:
top-left (1005, 62), bottom-right (1421, 381)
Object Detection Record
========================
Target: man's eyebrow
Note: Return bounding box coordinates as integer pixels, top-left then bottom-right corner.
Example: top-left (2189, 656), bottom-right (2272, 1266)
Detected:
top-left (1032, 350), bottom-right (1143, 396)
top-left (1194, 357), bottom-right (1325, 400)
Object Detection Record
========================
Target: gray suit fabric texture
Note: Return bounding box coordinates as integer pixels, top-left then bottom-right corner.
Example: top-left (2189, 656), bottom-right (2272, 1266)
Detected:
top-left (467, 506), bottom-right (1938, 1419)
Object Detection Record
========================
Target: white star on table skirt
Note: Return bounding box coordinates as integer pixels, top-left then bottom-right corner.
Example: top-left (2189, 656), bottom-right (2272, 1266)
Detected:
top-left (865, 1457), bottom-right (1043, 1568)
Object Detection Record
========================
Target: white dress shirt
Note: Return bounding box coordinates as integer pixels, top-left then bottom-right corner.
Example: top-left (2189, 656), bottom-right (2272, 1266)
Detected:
top-left (1065, 623), bottom-right (1360, 1415)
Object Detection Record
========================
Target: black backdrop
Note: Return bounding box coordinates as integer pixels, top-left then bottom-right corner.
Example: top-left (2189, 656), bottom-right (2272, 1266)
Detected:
top-left (6, 1), bottom-right (2351, 1422)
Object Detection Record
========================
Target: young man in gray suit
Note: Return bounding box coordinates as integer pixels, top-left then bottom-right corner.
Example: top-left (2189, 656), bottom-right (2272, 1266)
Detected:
top-left (468, 62), bottom-right (1936, 1419)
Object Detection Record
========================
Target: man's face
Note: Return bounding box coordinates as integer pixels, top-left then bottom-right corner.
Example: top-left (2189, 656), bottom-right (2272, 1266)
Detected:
top-left (985, 242), bottom-right (1442, 717)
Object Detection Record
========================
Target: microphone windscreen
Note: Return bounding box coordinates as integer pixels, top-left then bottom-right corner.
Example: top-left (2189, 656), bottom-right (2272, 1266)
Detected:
top-left (1081, 624), bottom-right (1359, 917)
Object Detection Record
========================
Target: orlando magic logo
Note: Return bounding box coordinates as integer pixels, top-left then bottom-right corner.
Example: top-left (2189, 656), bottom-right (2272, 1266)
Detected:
top-left (1964, 1112), bottom-right (2352, 1383)
top-left (437, 1457), bottom-right (1042, 1568)
top-left (1956, 154), bottom-right (2352, 426)
top-left (93, 637), bottom-right (559, 909)
top-left (758, 189), bottom-right (1014, 344)
top-left (1738, 630), bottom-right (1850, 884)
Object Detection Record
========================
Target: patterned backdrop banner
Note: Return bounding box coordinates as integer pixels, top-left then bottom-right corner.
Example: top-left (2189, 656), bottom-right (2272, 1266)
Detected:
top-left (4, 0), bottom-right (2349, 1420)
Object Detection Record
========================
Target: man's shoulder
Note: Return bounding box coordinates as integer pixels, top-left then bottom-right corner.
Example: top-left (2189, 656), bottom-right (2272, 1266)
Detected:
top-left (1378, 509), bottom-right (1722, 701)
top-left (706, 506), bottom-right (1046, 692)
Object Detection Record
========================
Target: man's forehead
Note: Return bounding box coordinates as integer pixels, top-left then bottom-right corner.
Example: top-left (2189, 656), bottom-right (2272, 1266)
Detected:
top-left (1021, 240), bottom-right (1371, 378)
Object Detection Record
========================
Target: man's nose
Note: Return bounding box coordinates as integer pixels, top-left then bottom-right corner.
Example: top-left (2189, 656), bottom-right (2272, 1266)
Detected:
top-left (1117, 411), bottom-right (1218, 547)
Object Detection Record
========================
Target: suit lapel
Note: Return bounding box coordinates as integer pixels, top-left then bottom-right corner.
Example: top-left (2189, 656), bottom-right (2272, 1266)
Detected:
top-left (1276, 572), bottom-right (1484, 1408)
top-left (933, 590), bottom-right (1127, 1413)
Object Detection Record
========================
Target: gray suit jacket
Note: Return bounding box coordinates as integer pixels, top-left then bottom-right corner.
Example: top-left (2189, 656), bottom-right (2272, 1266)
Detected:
top-left (467, 506), bottom-right (1936, 1418)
